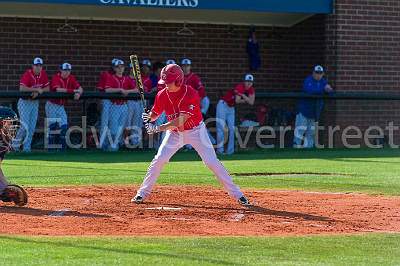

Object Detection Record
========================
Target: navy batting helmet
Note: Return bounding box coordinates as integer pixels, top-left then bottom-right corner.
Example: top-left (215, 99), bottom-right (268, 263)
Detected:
top-left (0, 107), bottom-right (19, 153)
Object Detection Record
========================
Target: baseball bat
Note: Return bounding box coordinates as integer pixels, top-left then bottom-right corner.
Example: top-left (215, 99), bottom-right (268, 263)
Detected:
top-left (129, 54), bottom-right (148, 112)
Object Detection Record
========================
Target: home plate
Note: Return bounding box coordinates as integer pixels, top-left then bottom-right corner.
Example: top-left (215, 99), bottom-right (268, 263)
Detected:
top-left (145, 207), bottom-right (182, 211)
top-left (48, 208), bottom-right (70, 217)
top-left (230, 213), bottom-right (245, 222)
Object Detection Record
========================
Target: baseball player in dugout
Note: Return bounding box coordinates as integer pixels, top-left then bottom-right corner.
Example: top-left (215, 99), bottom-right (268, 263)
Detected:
top-left (293, 65), bottom-right (334, 148)
top-left (13, 57), bottom-right (49, 153)
top-left (150, 61), bottom-right (165, 92)
top-left (0, 107), bottom-right (28, 207)
top-left (216, 74), bottom-right (256, 155)
top-left (132, 64), bottom-right (251, 206)
top-left (97, 58), bottom-right (118, 150)
top-left (181, 58), bottom-right (210, 115)
top-left (139, 59), bottom-right (154, 93)
top-left (46, 63), bottom-right (83, 151)
top-left (105, 59), bottom-right (136, 151)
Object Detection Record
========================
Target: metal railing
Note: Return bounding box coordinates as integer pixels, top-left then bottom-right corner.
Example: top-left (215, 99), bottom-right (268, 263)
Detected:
top-left (0, 90), bottom-right (397, 152)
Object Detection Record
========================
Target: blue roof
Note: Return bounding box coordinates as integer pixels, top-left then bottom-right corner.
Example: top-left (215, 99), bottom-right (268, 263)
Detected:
top-left (6, 0), bottom-right (333, 14)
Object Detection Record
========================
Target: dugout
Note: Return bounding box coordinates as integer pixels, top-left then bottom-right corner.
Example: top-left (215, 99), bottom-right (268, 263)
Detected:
top-left (1, 0), bottom-right (399, 147)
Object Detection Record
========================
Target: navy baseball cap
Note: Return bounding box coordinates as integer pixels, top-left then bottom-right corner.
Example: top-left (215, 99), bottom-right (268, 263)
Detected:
top-left (141, 59), bottom-right (151, 67)
top-left (112, 59), bottom-right (124, 67)
top-left (61, 63), bottom-right (72, 70)
top-left (33, 57), bottom-right (43, 65)
top-left (244, 74), bottom-right (254, 82)
top-left (181, 58), bottom-right (192, 65)
top-left (314, 65), bottom-right (324, 73)
top-left (166, 59), bottom-right (176, 65)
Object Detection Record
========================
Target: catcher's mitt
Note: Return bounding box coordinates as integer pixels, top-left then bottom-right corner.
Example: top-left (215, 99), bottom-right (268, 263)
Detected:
top-left (0, 184), bottom-right (28, 206)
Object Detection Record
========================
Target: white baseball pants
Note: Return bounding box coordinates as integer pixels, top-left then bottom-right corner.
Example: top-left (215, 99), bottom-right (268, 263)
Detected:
top-left (136, 122), bottom-right (244, 200)
top-left (216, 100), bottom-right (235, 155)
top-left (45, 101), bottom-right (67, 127)
top-left (126, 100), bottom-right (143, 146)
top-left (109, 103), bottom-right (128, 151)
top-left (293, 113), bottom-right (316, 148)
top-left (99, 99), bottom-right (112, 149)
top-left (13, 99), bottom-right (39, 152)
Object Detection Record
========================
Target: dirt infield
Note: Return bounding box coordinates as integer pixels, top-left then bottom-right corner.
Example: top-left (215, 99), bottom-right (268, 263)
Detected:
top-left (0, 185), bottom-right (399, 236)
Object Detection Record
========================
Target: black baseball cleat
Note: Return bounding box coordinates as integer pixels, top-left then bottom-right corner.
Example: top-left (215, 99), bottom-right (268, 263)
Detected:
top-left (131, 195), bottom-right (143, 204)
top-left (238, 196), bottom-right (251, 206)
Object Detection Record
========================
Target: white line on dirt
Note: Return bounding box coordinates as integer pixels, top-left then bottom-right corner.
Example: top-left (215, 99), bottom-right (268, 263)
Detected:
top-left (152, 217), bottom-right (192, 221)
top-left (145, 207), bottom-right (182, 211)
top-left (250, 190), bottom-right (354, 195)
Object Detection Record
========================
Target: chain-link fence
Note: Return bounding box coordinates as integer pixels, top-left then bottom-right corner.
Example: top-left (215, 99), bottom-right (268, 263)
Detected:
top-left (4, 92), bottom-right (158, 152)
top-left (3, 91), bottom-right (399, 152)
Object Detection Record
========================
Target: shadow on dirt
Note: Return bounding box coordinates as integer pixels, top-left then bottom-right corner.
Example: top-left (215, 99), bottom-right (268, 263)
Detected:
top-left (0, 206), bottom-right (110, 218)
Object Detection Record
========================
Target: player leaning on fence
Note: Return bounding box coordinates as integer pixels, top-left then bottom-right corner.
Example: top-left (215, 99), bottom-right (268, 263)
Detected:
top-left (216, 74), bottom-right (255, 155)
top-left (13, 57), bottom-right (49, 152)
top-left (104, 59), bottom-right (136, 152)
top-left (293, 65), bottom-right (334, 148)
top-left (97, 58), bottom-right (119, 151)
top-left (46, 63), bottom-right (83, 151)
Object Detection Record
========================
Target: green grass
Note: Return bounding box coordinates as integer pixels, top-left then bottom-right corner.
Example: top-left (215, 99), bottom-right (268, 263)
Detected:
top-left (2, 149), bottom-right (400, 265)
top-left (0, 234), bottom-right (399, 266)
top-left (4, 148), bottom-right (400, 195)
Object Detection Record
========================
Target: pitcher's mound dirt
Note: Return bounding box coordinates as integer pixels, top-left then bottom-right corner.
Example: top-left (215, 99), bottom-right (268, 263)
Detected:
top-left (1, 185), bottom-right (399, 236)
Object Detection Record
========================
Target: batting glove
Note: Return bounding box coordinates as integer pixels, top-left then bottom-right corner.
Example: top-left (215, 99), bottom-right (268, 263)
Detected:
top-left (142, 111), bottom-right (151, 123)
top-left (145, 123), bottom-right (160, 134)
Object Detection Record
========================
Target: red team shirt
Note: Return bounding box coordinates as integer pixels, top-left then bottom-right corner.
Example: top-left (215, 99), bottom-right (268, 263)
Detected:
top-left (20, 69), bottom-right (49, 90)
top-left (141, 74), bottom-right (153, 93)
top-left (96, 71), bottom-right (112, 91)
top-left (221, 83), bottom-right (255, 107)
top-left (50, 73), bottom-right (81, 106)
top-left (152, 85), bottom-right (203, 131)
top-left (105, 74), bottom-right (136, 105)
top-left (183, 72), bottom-right (206, 99)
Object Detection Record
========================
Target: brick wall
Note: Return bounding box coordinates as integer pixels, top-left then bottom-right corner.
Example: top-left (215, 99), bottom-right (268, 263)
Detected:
top-left (324, 0), bottom-right (400, 146)
top-left (0, 16), bottom-right (325, 129)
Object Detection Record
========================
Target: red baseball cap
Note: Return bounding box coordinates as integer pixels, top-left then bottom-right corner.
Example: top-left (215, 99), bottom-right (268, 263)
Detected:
top-left (158, 64), bottom-right (184, 86)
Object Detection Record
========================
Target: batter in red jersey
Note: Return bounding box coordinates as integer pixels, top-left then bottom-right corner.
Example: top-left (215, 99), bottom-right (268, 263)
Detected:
top-left (132, 64), bottom-right (250, 206)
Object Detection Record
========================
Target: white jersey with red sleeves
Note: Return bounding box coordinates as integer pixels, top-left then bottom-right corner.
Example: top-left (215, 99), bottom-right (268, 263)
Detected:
top-left (151, 85), bottom-right (203, 131)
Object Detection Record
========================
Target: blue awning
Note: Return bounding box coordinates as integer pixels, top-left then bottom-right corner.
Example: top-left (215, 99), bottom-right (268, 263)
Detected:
top-left (0, 0), bottom-right (333, 26)
top-left (4, 0), bottom-right (333, 14)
